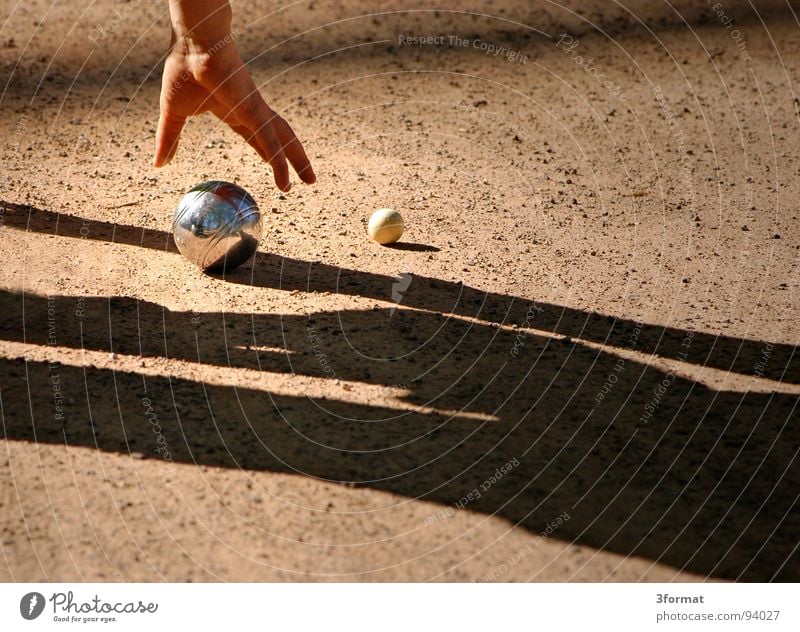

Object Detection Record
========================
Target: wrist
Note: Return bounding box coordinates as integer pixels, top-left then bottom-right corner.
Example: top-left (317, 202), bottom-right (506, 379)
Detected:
top-left (168, 0), bottom-right (233, 50)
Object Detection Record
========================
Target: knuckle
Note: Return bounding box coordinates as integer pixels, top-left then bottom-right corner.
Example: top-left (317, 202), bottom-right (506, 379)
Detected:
top-left (186, 53), bottom-right (217, 85)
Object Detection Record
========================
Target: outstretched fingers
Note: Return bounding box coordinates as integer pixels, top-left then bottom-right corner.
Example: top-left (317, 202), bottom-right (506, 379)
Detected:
top-left (217, 83), bottom-right (290, 190)
top-left (273, 114), bottom-right (316, 184)
top-left (253, 115), bottom-right (291, 191)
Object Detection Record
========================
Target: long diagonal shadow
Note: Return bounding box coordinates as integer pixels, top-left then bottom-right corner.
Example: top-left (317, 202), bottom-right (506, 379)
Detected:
top-left (1, 347), bottom-right (797, 581)
top-left (3, 201), bottom-right (796, 382)
top-left (1, 203), bottom-right (799, 580)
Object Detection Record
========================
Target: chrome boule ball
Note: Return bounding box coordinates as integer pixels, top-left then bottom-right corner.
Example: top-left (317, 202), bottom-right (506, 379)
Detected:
top-left (173, 180), bottom-right (262, 273)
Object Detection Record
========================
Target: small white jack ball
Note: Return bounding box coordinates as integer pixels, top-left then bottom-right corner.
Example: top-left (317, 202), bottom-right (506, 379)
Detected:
top-left (368, 208), bottom-right (404, 245)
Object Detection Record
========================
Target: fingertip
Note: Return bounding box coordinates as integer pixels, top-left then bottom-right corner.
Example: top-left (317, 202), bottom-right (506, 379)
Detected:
top-left (270, 158), bottom-right (291, 192)
top-left (301, 167), bottom-right (316, 184)
top-left (153, 139), bottom-right (163, 168)
top-left (154, 112), bottom-right (184, 169)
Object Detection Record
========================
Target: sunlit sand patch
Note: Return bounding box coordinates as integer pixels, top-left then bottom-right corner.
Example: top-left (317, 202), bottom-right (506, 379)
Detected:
top-left (0, 340), bottom-right (499, 422)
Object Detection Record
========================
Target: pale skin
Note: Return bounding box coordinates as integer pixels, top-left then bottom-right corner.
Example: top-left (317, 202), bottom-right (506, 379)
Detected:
top-left (154, 0), bottom-right (315, 191)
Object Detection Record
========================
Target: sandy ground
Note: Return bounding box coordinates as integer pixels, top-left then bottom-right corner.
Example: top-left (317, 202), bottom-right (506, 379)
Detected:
top-left (0, 1), bottom-right (798, 582)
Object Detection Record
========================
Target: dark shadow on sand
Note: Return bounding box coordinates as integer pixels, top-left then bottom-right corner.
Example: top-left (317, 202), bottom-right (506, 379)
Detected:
top-left (3, 201), bottom-right (796, 383)
top-left (1, 202), bottom-right (799, 581)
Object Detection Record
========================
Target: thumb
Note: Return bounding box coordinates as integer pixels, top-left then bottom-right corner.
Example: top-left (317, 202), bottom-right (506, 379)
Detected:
top-left (153, 109), bottom-right (186, 167)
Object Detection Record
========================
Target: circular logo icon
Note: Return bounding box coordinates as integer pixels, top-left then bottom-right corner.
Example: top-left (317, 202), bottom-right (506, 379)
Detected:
top-left (20, 592), bottom-right (45, 620)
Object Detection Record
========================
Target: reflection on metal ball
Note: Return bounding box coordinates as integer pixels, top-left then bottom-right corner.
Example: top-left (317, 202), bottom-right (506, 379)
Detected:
top-left (172, 181), bottom-right (262, 273)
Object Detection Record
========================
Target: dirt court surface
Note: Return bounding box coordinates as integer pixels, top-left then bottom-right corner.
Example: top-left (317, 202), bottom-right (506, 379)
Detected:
top-left (1, 1), bottom-right (798, 581)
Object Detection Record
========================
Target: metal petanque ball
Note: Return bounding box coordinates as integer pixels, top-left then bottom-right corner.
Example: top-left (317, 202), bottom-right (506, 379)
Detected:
top-left (172, 180), bottom-right (262, 273)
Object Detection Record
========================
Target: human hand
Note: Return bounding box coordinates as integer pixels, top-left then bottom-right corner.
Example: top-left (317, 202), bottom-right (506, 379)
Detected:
top-left (154, 1), bottom-right (315, 191)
